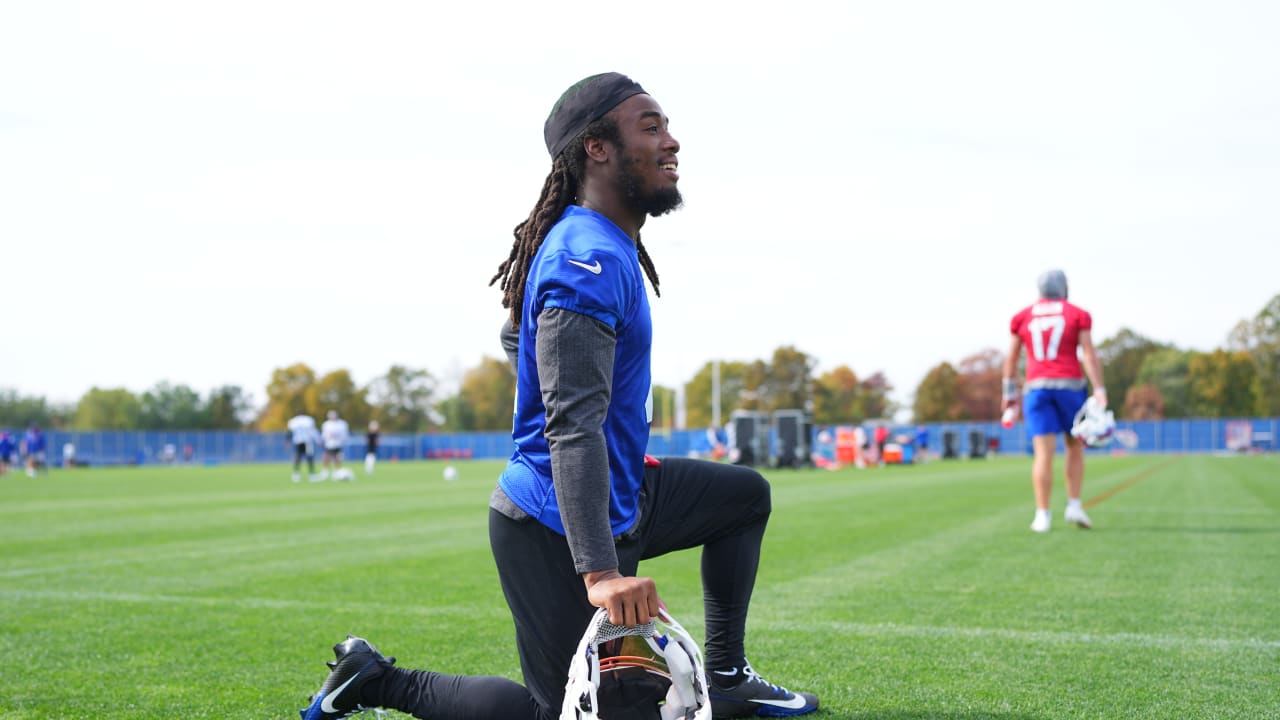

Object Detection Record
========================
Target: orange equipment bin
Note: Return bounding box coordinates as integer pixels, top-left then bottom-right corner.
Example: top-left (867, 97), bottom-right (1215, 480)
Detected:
top-left (882, 442), bottom-right (904, 464)
top-left (834, 426), bottom-right (859, 465)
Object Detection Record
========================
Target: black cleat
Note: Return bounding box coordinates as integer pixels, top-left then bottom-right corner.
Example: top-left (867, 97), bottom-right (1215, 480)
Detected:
top-left (299, 635), bottom-right (395, 720)
top-left (708, 661), bottom-right (819, 718)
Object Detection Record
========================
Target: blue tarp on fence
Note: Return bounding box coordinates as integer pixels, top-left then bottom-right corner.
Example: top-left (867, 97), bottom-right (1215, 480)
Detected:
top-left (914, 417), bottom-right (1277, 457)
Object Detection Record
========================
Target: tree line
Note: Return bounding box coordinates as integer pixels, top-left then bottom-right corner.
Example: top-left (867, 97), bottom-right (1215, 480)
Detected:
top-left (4, 294), bottom-right (1277, 432)
top-left (0, 384), bottom-right (254, 433)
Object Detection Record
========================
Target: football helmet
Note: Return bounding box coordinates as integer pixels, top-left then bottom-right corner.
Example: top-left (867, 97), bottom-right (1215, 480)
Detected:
top-left (1071, 396), bottom-right (1115, 447)
top-left (1037, 269), bottom-right (1068, 300)
top-left (561, 608), bottom-right (711, 720)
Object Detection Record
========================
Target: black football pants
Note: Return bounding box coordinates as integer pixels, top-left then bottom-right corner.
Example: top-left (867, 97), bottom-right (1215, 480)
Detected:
top-left (365, 457), bottom-right (772, 720)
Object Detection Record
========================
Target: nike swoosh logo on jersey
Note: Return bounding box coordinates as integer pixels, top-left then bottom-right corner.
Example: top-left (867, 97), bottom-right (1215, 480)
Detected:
top-left (320, 670), bottom-right (363, 713)
top-left (568, 259), bottom-right (603, 274)
top-left (749, 694), bottom-right (809, 710)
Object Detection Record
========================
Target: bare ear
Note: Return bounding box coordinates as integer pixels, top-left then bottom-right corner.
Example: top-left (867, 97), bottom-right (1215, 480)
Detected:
top-left (583, 135), bottom-right (611, 164)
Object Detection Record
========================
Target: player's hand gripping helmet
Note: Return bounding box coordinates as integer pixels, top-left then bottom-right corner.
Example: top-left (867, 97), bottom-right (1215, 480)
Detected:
top-left (1071, 396), bottom-right (1116, 447)
top-left (561, 607), bottom-right (711, 720)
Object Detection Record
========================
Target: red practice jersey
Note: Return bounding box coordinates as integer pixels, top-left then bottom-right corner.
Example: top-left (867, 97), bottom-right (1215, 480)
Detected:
top-left (1010, 299), bottom-right (1092, 383)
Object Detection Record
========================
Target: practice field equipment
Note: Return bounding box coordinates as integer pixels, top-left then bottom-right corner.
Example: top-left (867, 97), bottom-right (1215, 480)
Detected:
top-left (728, 411), bottom-right (770, 468)
top-left (968, 430), bottom-right (987, 458)
top-left (561, 607), bottom-right (711, 720)
top-left (772, 410), bottom-right (812, 468)
top-left (941, 430), bottom-right (959, 459)
top-left (1071, 396), bottom-right (1116, 447)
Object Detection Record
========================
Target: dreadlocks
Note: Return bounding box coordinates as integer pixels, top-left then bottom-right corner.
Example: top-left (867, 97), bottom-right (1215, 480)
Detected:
top-left (489, 116), bottom-right (661, 330)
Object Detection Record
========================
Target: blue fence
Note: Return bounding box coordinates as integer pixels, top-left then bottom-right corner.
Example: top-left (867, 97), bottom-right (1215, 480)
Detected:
top-left (913, 417), bottom-right (1277, 457)
top-left (24, 430), bottom-right (428, 467)
top-left (14, 417), bottom-right (1278, 468)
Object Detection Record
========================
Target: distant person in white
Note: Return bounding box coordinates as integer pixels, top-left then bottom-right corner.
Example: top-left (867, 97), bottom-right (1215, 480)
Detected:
top-left (321, 410), bottom-right (352, 481)
top-left (288, 412), bottom-right (319, 483)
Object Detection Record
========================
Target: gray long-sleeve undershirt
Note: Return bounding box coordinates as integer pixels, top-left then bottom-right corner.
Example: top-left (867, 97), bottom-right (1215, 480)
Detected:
top-left (492, 309), bottom-right (621, 574)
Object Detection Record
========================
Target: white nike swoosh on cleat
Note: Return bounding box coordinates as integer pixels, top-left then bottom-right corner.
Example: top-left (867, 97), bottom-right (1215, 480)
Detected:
top-left (568, 259), bottom-right (603, 274)
top-left (713, 668), bottom-right (740, 677)
top-left (749, 695), bottom-right (809, 710)
top-left (320, 671), bottom-right (362, 714)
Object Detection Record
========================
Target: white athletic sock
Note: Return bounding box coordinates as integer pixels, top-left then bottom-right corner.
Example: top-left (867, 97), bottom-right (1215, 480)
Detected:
top-left (1067, 498), bottom-right (1083, 510)
top-left (1035, 508), bottom-right (1051, 523)
top-left (365, 453), bottom-right (375, 474)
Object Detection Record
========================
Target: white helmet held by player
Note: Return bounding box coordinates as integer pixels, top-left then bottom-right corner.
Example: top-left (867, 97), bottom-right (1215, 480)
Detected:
top-left (1071, 396), bottom-right (1115, 447)
top-left (561, 607), bottom-right (711, 720)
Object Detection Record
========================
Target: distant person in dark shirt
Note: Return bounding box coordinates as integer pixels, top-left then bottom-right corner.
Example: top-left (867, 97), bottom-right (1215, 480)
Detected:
top-left (364, 420), bottom-right (380, 475)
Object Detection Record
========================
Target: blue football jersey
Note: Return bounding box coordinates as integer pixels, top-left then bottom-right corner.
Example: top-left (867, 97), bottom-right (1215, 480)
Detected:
top-left (499, 206), bottom-right (653, 536)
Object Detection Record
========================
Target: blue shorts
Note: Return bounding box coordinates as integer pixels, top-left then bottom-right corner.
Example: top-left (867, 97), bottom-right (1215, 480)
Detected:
top-left (1024, 387), bottom-right (1087, 437)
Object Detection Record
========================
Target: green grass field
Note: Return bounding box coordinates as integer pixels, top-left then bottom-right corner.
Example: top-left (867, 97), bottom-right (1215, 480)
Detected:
top-left (1, 454), bottom-right (1277, 719)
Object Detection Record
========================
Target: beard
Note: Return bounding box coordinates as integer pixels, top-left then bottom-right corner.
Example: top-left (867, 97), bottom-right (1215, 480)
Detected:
top-left (619, 154), bottom-right (683, 217)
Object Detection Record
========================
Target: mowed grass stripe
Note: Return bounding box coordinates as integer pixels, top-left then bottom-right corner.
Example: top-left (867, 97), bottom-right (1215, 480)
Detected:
top-left (5, 585), bottom-right (1274, 654)
top-left (0, 587), bottom-right (513, 620)
top-left (768, 618), bottom-right (1280, 651)
top-left (0, 471), bottom-right (488, 541)
top-left (1083, 455), bottom-right (1179, 508)
top-left (748, 455), bottom-right (1279, 640)
top-left (0, 512), bottom-right (489, 580)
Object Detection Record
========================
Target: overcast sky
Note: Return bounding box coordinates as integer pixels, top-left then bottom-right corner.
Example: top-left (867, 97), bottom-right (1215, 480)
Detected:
top-left (3, 0), bottom-right (1277, 416)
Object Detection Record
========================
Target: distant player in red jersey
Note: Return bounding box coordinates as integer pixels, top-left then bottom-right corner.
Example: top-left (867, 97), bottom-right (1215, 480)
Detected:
top-left (1002, 270), bottom-right (1107, 533)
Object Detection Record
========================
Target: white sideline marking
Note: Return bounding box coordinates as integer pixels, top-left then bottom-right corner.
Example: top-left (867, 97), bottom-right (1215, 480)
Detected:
top-left (770, 619), bottom-right (1280, 652)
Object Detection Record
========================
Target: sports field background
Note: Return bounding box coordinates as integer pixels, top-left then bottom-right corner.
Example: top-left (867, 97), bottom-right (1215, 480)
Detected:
top-left (1, 454), bottom-right (1277, 719)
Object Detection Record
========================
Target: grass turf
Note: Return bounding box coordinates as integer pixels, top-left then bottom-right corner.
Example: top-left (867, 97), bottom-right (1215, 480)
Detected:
top-left (0, 453), bottom-right (1277, 719)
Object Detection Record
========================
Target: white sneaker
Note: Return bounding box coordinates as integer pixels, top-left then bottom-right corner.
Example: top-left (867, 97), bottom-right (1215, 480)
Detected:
top-left (1030, 513), bottom-right (1051, 533)
top-left (1065, 505), bottom-right (1092, 529)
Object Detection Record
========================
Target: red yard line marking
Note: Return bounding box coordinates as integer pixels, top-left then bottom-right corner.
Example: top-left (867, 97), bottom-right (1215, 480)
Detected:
top-left (1083, 457), bottom-right (1180, 510)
